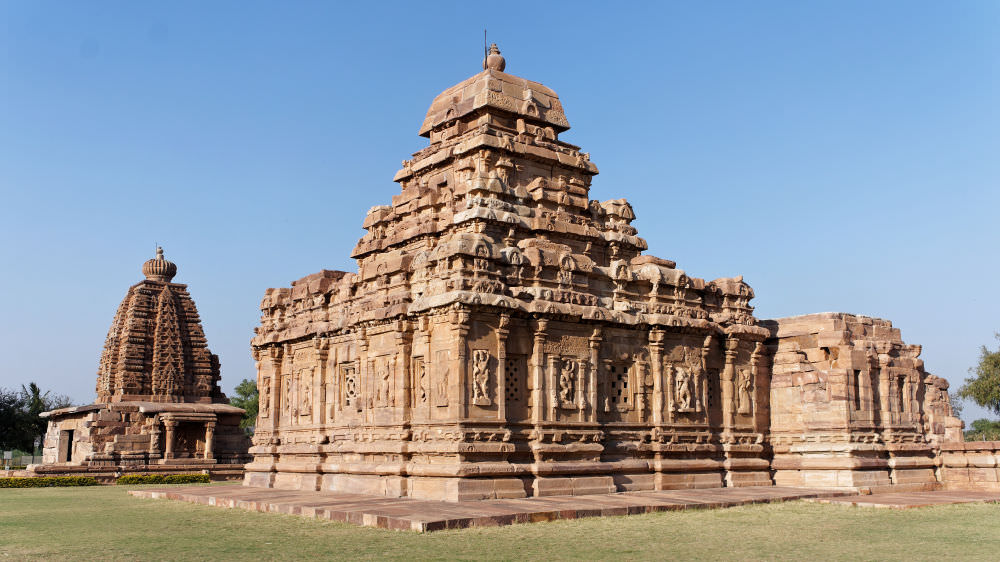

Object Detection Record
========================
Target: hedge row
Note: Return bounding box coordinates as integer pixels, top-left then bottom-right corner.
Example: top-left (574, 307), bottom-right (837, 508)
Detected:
top-left (116, 473), bottom-right (210, 485)
top-left (0, 476), bottom-right (100, 488)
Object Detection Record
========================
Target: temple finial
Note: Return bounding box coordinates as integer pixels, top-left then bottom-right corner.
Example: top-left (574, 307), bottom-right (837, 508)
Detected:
top-left (142, 245), bottom-right (177, 282)
top-left (483, 43), bottom-right (505, 72)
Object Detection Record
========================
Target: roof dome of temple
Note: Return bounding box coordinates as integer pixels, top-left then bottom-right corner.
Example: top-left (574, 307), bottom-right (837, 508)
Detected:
top-left (142, 246), bottom-right (177, 282)
top-left (96, 248), bottom-right (223, 404)
top-left (418, 44), bottom-right (570, 138)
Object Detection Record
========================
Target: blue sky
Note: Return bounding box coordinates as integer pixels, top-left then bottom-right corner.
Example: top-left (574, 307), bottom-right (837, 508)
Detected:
top-left (1, 2), bottom-right (997, 421)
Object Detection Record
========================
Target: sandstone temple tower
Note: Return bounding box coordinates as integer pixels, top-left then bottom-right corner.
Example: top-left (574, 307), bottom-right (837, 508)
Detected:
top-left (245, 46), bottom-right (962, 500)
top-left (36, 248), bottom-right (250, 478)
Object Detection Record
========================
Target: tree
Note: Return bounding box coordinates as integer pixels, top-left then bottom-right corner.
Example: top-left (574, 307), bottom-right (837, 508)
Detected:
top-left (229, 379), bottom-right (258, 436)
top-left (958, 334), bottom-right (1000, 415)
top-left (964, 419), bottom-right (1000, 441)
top-left (948, 392), bottom-right (964, 418)
top-left (0, 384), bottom-right (72, 452)
top-left (0, 388), bottom-right (29, 450)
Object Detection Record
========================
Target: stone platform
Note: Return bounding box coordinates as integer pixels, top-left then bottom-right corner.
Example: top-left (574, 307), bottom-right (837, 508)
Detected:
top-left (130, 485), bottom-right (852, 532)
top-left (806, 490), bottom-right (1000, 509)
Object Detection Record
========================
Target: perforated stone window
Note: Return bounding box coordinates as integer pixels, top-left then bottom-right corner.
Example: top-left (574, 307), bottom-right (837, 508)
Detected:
top-left (609, 364), bottom-right (628, 406)
top-left (505, 356), bottom-right (526, 402)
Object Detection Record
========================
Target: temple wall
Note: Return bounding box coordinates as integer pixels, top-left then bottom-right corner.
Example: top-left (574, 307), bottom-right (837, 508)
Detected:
top-left (764, 313), bottom-right (958, 491)
top-left (939, 442), bottom-right (1000, 490)
top-left (246, 309), bottom-right (775, 500)
top-left (40, 404), bottom-right (249, 476)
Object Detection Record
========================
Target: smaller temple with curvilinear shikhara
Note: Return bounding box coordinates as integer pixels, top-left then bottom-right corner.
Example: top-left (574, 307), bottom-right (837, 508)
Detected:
top-left (243, 46), bottom-right (964, 501)
top-left (34, 248), bottom-right (250, 480)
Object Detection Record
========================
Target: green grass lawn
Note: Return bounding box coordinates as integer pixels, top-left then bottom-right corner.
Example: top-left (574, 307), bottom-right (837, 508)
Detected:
top-left (1, 484), bottom-right (997, 561)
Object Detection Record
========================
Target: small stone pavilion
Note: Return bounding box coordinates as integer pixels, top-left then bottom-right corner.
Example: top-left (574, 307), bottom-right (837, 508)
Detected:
top-left (245, 46), bottom-right (966, 500)
top-left (35, 248), bottom-right (250, 479)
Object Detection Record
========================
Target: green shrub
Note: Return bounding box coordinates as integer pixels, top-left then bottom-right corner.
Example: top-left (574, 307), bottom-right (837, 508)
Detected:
top-left (116, 473), bottom-right (210, 485)
top-left (0, 476), bottom-right (99, 488)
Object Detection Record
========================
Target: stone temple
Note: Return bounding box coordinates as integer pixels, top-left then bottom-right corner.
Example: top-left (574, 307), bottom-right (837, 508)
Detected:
top-left (244, 46), bottom-right (964, 500)
top-left (36, 248), bottom-right (250, 479)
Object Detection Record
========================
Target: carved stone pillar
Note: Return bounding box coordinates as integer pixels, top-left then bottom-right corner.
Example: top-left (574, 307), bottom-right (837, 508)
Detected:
top-left (749, 341), bottom-right (763, 433)
top-left (649, 329), bottom-right (664, 425)
top-left (266, 346), bottom-right (283, 432)
top-left (497, 313), bottom-right (510, 421)
top-left (722, 336), bottom-right (738, 434)
top-left (664, 363), bottom-right (675, 424)
top-left (315, 338), bottom-right (330, 424)
top-left (547, 355), bottom-right (559, 420)
top-left (417, 316), bottom-right (432, 419)
top-left (396, 321), bottom-right (413, 423)
top-left (148, 427), bottom-right (162, 458)
top-left (588, 328), bottom-right (601, 423)
top-left (877, 353), bottom-right (891, 424)
top-left (635, 360), bottom-right (647, 423)
top-left (204, 421), bottom-right (216, 460)
top-left (163, 420), bottom-right (177, 460)
top-left (531, 318), bottom-right (548, 425)
top-left (357, 327), bottom-right (370, 423)
top-left (455, 308), bottom-right (471, 419)
top-left (327, 345), bottom-right (339, 423)
top-left (258, 346), bottom-right (282, 433)
top-left (864, 351), bottom-right (878, 414)
top-left (700, 335), bottom-right (712, 414)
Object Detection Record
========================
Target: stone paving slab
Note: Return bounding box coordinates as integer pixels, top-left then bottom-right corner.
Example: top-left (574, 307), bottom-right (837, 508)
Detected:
top-left (805, 490), bottom-right (1000, 509)
top-left (129, 486), bottom-right (850, 532)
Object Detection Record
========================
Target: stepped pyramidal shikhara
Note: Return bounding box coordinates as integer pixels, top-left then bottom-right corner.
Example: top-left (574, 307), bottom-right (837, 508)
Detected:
top-left (246, 46), bottom-right (963, 500)
top-left (35, 248), bottom-right (250, 479)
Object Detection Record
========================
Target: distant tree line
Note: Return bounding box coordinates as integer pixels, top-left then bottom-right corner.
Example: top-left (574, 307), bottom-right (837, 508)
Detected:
top-left (958, 334), bottom-right (1000, 441)
top-left (0, 383), bottom-right (73, 453)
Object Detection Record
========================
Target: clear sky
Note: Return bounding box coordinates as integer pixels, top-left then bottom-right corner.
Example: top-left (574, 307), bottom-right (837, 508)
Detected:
top-left (1, 2), bottom-right (997, 422)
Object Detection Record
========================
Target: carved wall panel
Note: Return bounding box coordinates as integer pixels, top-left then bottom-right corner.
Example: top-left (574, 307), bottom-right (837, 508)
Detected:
top-left (413, 357), bottom-right (427, 406)
top-left (341, 363), bottom-right (361, 412)
top-left (471, 349), bottom-right (493, 406)
top-left (434, 349), bottom-right (450, 407)
top-left (259, 376), bottom-right (271, 418)
top-left (504, 354), bottom-right (530, 421)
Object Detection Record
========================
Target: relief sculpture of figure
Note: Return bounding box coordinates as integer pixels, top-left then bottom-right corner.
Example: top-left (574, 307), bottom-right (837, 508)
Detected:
top-left (559, 359), bottom-right (575, 406)
top-left (376, 361), bottom-right (392, 407)
top-left (435, 364), bottom-right (449, 406)
top-left (300, 370), bottom-right (312, 414)
top-left (675, 367), bottom-right (693, 411)
top-left (472, 350), bottom-right (491, 406)
top-left (737, 369), bottom-right (753, 415)
top-left (282, 377), bottom-right (291, 417)
top-left (259, 377), bottom-right (270, 418)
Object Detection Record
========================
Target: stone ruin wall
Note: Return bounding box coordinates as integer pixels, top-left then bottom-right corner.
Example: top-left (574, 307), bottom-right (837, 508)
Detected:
top-left (245, 48), bottom-right (964, 500)
top-left (765, 313), bottom-right (962, 491)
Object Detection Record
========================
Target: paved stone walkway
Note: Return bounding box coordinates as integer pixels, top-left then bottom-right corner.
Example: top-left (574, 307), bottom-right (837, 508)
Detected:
top-left (130, 486), bottom-right (1000, 531)
top-left (129, 485), bottom-right (850, 532)
top-left (805, 490), bottom-right (1000, 509)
